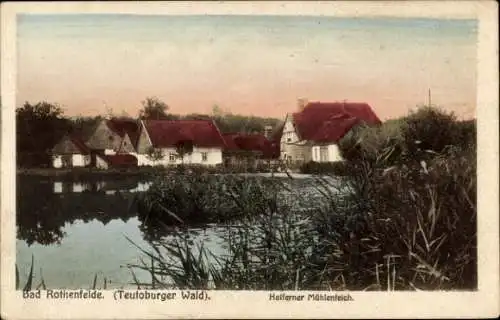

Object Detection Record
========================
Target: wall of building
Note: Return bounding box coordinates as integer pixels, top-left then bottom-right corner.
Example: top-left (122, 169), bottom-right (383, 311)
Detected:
top-left (72, 154), bottom-right (91, 167)
top-left (96, 155), bottom-right (109, 169)
top-left (119, 134), bottom-right (136, 153)
top-left (132, 147), bottom-right (223, 167)
top-left (327, 144), bottom-right (343, 162)
top-left (312, 144), bottom-right (343, 162)
top-left (279, 115), bottom-right (312, 162)
top-left (52, 156), bottom-right (63, 168)
top-left (135, 122), bottom-right (153, 154)
top-left (52, 154), bottom-right (90, 168)
top-left (85, 121), bottom-right (123, 151)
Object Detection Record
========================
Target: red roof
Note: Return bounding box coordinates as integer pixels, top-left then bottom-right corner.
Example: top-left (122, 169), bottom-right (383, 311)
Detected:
top-left (223, 133), bottom-right (279, 159)
top-left (102, 154), bottom-right (138, 167)
top-left (106, 119), bottom-right (141, 147)
top-left (143, 120), bottom-right (227, 148)
top-left (292, 102), bottom-right (381, 143)
top-left (222, 133), bottom-right (240, 151)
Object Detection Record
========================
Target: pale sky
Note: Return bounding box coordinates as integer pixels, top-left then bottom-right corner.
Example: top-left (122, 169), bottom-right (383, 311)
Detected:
top-left (16, 14), bottom-right (478, 120)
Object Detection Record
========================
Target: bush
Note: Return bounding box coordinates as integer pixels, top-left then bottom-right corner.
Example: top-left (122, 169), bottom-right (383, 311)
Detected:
top-left (338, 106), bottom-right (476, 168)
top-left (338, 120), bottom-right (406, 167)
top-left (299, 161), bottom-right (350, 176)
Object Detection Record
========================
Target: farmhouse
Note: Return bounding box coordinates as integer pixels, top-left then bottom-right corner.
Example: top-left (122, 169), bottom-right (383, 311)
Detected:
top-left (279, 101), bottom-right (381, 163)
top-left (133, 119), bottom-right (227, 166)
top-left (222, 133), bottom-right (280, 167)
top-left (85, 118), bottom-right (140, 155)
top-left (51, 135), bottom-right (91, 168)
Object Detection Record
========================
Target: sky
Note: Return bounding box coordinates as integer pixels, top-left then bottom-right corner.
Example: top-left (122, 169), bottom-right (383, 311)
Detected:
top-left (16, 14), bottom-right (478, 120)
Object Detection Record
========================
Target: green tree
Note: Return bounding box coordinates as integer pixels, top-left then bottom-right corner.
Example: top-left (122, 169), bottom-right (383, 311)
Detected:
top-left (175, 140), bottom-right (194, 164)
top-left (16, 101), bottom-right (71, 167)
top-left (146, 146), bottom-right (165, 164)
top-left (139, 97), bottom-right (176, 120)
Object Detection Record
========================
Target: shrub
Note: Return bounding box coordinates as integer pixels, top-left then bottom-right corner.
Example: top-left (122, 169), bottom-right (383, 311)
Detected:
top-left (402, 106), bottom-right (468, 161)
top-left (299, 161), bottom-right (350, 176)
top-left (338, 120), bottom-right (406, 167)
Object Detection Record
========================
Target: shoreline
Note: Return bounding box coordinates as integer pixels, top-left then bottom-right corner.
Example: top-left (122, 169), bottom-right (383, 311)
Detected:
top-left (16, 167), bottom-right (323, 181)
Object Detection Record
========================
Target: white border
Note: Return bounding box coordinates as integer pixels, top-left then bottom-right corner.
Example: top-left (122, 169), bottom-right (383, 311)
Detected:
top-left (1, 1), bottom-right (499, 319)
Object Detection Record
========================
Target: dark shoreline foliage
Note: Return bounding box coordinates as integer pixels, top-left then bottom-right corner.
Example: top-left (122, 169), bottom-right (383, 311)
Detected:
top-left (130, 106), bottom-right (477, 291)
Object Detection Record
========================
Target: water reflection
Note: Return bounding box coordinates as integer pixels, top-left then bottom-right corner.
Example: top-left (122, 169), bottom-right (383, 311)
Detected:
top-left (16, 175), bottom-right (231, 289)
top-left (17, 176), bottom-right (145, 246)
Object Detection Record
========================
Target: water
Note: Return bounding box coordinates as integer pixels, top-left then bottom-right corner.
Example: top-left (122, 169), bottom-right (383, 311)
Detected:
top-left (16, 174), bottom-right (342, 289)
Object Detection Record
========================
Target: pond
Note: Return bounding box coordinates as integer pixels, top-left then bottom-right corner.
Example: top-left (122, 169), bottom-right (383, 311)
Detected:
top-left (16, 174), bottom-right (343, 289)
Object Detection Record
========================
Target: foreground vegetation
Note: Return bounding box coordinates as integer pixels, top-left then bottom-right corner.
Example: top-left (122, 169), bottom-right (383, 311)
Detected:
top-left (131, 106), bottom-right (476, 291)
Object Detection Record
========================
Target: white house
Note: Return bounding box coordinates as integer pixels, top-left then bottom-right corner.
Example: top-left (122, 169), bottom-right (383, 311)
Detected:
top-left (51, 136), bottom-right (91, 168)
top-left (132, 119), bottom-right (227, 166)
top-left (280, 101), bottom-right (381, 163)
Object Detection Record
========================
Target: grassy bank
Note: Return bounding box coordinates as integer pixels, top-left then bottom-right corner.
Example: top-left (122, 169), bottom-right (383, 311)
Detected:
top-left (16, 162), bottom-right (284, 180)
top-left (17, 167), bottom-right (162, 181)
top-left (130, 106), bottom-right (476, 291)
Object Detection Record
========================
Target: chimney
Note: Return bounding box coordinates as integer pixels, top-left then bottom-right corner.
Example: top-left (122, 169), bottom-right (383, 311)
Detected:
top-left (264, 125), bottom-right (273, 139)
top-left (297, 98), bottom-right (308, 111)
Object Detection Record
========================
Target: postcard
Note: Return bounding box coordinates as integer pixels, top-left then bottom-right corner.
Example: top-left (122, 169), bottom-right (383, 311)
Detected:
top-left (1, 1), bottom-right (498, 319)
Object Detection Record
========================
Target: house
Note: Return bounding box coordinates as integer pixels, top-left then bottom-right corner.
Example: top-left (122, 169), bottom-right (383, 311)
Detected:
top-left (133, 119), bottom-right (227, 166)
top-left (222, 133), bottom-right (280, 166)
top-left (95, 154), bottom-right (139, 169)
top-left (280, 101), bottom-right (381, 163)
top-left (51, 135), bottom-right (91, 168)
top-left (85, 118), bottom-right (140, 155)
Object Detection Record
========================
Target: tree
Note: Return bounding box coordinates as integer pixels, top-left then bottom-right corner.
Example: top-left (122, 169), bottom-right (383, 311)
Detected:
top-left (145, 146), bottom-right (165, 164)
top-left (16, 101), bottom-right (71, 167)
top-left (175, 139), bottom-right (194, 164)
top-left (139, 97), bottom-right (172, 120)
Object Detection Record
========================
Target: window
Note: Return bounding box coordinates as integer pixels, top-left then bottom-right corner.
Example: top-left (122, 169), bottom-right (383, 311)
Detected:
top-left (169, 153), bottom-right (176, 162)
top-left (320, 146), bottom-right (328, 162)
top-left (201, 152), bottom-right (208, 162)
top-left (61, 155), bottom-right (72, 168)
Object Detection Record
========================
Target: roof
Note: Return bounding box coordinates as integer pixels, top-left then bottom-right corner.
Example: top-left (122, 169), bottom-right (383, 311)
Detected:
top-left (101, 154), bottom-right (138, 167)
top-left (223, 133), bottom-right (279, 159)
top-left (143, 120), bottom-right (227, 148)
top-left (52, 135), bottom-right (91, 155)
top-left (292, 102), bottom-right (381, 143)
top-left (106, 118), bottom-right (141, 148)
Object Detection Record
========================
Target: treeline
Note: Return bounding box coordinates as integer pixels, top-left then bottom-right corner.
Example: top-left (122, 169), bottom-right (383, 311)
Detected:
top-left (16, 98), bottom-right (282, 168)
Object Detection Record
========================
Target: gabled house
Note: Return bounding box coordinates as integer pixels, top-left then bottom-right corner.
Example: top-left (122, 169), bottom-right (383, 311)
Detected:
top-left (280, 101), bottom-right (381, 163)
top-left (85, 118), bottom-right (140, 156)
top-left (51, 135), bottom-right (91, 168)
top-left (133, 119), bottom-right (227, 166)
